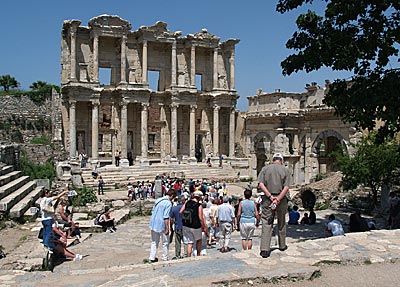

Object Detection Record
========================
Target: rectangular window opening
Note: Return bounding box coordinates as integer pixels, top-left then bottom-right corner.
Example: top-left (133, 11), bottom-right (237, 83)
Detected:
top-left (99, 68), bottom-right (112, 86)
top-left (148, 70), bottom-right (160, 91)
top-left (148, 134), bottom-right (155, 150)
top-left (195, 74), bottom-right (202, 91)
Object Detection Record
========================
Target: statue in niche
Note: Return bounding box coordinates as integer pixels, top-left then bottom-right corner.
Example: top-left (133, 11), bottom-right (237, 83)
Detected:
top-left (77, 132), bottom-right (85, 152)
top-left (275, 134), bottom-right (289, 154)
top-left (218, 74), bottom-right (227, 89)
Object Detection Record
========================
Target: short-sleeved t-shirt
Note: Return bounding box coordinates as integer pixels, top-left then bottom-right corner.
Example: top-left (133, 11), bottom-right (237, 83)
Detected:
top-left (327, 220), bottom-right (344, 236)
top-left (257, 162), bottom-right (290, 195)
top-left (170, 203), bottom-right (183, 230)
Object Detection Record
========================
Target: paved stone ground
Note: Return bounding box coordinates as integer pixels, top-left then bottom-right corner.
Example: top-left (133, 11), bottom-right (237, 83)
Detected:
top-left (1, 206), bottom-right (400, 287)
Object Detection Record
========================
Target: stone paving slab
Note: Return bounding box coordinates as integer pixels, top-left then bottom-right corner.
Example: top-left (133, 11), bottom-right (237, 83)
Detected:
top-left (1, 213), bottom-right (400, 286)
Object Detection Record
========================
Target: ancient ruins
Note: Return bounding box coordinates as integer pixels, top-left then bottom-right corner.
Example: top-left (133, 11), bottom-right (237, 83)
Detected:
top-left (56, 14), bottom-right (360, 185)
top-left (61, 15), bottom-right (238, 167)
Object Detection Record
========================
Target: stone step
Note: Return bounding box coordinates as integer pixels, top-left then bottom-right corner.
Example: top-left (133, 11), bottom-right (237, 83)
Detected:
top-left (0, 170), bottom-right (22, 186)
top-left (0, 165), bottom-right (13, 176)
top-left (8, 186), bottom-right (44, 218)
top-left (0, 181), bottom-right (36, 212)
top-left (0, 175), bottom-right (30, 201)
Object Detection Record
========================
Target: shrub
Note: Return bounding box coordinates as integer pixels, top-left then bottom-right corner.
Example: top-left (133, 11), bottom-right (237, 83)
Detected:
top-left (71, 187), bottom-right (97, 207)
top-left (30, 136), bottom-right (51, 145)
top-left (19, 151), bottom-right (55, 182)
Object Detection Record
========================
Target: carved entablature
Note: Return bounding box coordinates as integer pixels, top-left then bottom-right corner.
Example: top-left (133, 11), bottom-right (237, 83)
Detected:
top-left (62, 20), bottom-right (82, 35)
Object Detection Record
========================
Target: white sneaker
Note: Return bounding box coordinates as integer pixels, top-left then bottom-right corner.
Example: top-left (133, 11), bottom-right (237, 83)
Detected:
top-left (73, 254), bottom-right (83, 261)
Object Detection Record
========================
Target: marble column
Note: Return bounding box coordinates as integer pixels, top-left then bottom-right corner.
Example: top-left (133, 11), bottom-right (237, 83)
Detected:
top-left (213, 105), bottom-right (220, 154)
top-left (91, 101), bottom-right (99, 159)
top-left (159, 104), bottom-right (166, 159)
top-left (189, 105), bottom-right (196, 158)
top-left (213, 48), bottom-right (218, 89)
top-left (229, 107), bottom-right (235, 157)
top-left (142, 40), bottom-right (148, 84)
top-left (171, 40), bottom-right (177, 86)
top-left (230, 49), bottom-right (235, 90)
top-left (171, 103), bottom-right (178, 158)
top-left (293, 133), bottom-right (300, 155)
top-left (120, 35), bottom-right (127, 83)
top-left (141, 103), bottom-right (148, 158)
top-left (120, 102), bottom-right (128, 158)
top-left (190, 45), bottom-right (196, 87)
top-left (93, 35), bottom-right (99, 82)
top-left (69, 100), bottom-right (76, 158)
top-left (70, 28), bottom-right (77, 82)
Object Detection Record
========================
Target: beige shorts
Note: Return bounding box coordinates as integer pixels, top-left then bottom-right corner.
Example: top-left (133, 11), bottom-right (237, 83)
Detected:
top-left (240, 222), bottom-right (256, 240)
top-left (183, 226), bottom-right (202, 244)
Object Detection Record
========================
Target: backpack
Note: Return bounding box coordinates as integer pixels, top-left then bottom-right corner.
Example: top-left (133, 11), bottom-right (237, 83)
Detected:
top-left (182, 200), bottom-right (199, 227)
top-left (94, 214), bottom-right (103, 225)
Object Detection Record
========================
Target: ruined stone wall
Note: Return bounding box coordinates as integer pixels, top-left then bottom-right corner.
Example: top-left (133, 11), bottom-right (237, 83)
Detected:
top-left (0, 95), bottom-right (52, 144)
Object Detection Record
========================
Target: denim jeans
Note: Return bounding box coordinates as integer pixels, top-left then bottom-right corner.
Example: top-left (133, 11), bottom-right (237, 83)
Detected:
top-left (42, 219), bottom-right (53, 248)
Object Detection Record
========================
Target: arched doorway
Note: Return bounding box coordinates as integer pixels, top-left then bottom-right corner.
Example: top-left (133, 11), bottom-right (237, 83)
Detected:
top-left (253, 132), bottom-right (273, 175)
top-left (312, 130), bottom-right (347, 173)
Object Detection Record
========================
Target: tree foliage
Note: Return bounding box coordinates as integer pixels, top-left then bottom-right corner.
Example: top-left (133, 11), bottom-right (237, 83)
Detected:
top-left (30, 81), bottom-right (48, 91)
top-left (277, 0), bottom-right (400, 142)
top-left (0, 75), bottom-right (20, 91)
top-left (334, 133), bottom-right (400, 206)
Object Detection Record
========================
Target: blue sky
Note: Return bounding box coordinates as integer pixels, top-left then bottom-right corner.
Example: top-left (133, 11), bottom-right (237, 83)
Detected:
top-left (0, 0), bottom-right (351, 110)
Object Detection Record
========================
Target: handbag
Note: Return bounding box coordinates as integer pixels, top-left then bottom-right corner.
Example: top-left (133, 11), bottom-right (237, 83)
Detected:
top-left (38, 227), bottom-right (44, 239)
top-left (42, 204), bottom-right (55, 214)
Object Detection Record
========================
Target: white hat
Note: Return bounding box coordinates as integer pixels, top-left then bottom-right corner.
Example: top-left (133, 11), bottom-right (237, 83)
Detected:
top-left (193, 190), bottom-right (203, 197)
top-left (272, 153), bottom-right (284, 160)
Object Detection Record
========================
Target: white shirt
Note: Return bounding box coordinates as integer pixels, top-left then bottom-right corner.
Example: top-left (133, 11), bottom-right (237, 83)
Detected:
top-left (327, 220), bottom-right (344, 236)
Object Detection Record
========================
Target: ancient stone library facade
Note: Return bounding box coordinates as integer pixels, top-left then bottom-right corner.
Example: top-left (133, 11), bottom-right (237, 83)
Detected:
top-left (59, 15), bottom-right (359, 184)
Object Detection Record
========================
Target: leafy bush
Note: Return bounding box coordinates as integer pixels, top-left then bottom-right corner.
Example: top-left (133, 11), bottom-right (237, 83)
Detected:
top-left (30, 136), bottom-right (51, 145)
top-left (19, 151), bottom-right (55, 182)
top-left (71, 187), bottom-right (97, 206)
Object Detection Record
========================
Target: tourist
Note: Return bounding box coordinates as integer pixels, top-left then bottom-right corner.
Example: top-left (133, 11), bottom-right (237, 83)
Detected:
top-left (149, 189), bottom-right (176, 262)
top-left (300, 213), bottom-right (309, 225)
top-left (80, 150), bottom-right (87, 168)
top-left (127, 182), bottom-right (135, 201)
top-left (288, 206), bottom-right (300, 225)
top-left (257, 153), bottom-right (290, 258)
top-left (216, 196), bottom-right (236, 253)
top-left (308, 208), bottom-right (316, 225)
top-left (237, 189), bottom-right (260, 250)
top-left (99, 206), bottom-right (117, 233)
top-left (349, 212), bottom-right (369, 232)
top-left (55, 198), bottom-right (73, 228)
top-left (115, 151), bottom-right (121, 166)
top-left (180, 190), bottom-right (208, 257)
top-left (326, 214), bottom-right (345, 236)
top-left (389, 192), bottom-right (400, 229)
top-left (219, 154), bottom-right (223, 168)
top-left (40, 189), bottom-right (69, 250)
top-left (98, 176), bottom-right (105, 195)
top-left (51, 222), bottom-right (82, 261)
top-left (170, 195), bottom-right (186, 259)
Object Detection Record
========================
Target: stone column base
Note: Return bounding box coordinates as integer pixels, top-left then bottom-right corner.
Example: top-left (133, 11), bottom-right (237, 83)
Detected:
top-left (140, 158), bottom-right (150, 167)
top-left (189, 157), bottom-right (197, 165)
top-left (120, 158), bottom-right (130, 168)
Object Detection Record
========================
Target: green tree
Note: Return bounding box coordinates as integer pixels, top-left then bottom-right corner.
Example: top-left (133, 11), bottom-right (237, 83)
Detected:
top-left (277, 0), bottom-right (400, 142)
top-left (334, 134), bottom-right (400, 206)
top-left (0, 75), bottom-right (20, 91)
top-left (30, 81), bottom-right (48, 90)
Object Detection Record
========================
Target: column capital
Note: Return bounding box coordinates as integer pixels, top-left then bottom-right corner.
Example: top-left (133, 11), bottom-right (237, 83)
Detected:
top-left (69, 100), bottom-right (77, 107)
top-left (91, 99), bottom-right (100, 106)
top-left (170, 103), bottom-right (179, 110)
top-left (120, 100), bottom-right (129, 108)
top-left (213, 104), bottom-right (221, 111)
top-left (141, 102), bottom-right (149, 110)
top-left (172, 40), bottom-right (177, 49)
top-left (143, 39), bottom-right (148, 47)
top-left (190, 105), bottom-right (197, 112)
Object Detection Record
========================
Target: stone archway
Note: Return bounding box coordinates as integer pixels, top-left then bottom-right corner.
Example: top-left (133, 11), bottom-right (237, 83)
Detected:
top-left (312, 129), bottom-right (348, 173)
top-left (253, 132), bottom-right (273, 175)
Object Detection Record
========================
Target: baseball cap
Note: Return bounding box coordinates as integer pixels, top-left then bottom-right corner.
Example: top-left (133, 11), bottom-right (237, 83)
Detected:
top-left (272, 153), bottom-right (284, 160)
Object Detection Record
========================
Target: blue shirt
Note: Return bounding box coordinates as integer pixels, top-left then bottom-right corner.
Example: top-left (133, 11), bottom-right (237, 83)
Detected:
top-left (149, 196), bottom-right (172, 232)
top-left (170, 203), bottom-right (183, 230)
top-left (288, 210), bottom-right (300, 225)
top-left (240, 199), bottom-right (256, 224)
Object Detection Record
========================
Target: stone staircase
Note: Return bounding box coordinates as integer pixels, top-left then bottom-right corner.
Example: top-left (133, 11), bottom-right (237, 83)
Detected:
top-left (0, 165), bottom-right (44, 218)
top-left (82, 163), bottom-right (240, 190)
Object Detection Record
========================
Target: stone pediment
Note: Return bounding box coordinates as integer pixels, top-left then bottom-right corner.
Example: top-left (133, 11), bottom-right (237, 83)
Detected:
top-left (88, 14), bottom-right (131, 30)
top-left (139, 21), bottom-right (179, 39)
top-left (193, 28), bottom-right (220, 41)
